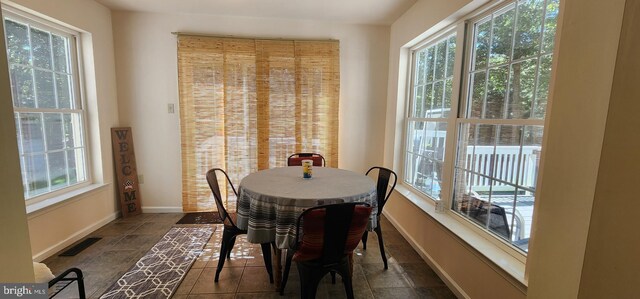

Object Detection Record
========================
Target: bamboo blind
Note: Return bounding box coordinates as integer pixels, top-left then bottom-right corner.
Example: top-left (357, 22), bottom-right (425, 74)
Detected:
top-left (177, 36), bottom-right (340, 212)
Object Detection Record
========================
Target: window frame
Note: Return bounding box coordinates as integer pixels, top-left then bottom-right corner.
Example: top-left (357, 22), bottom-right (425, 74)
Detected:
top-left (402, 0), bottom-right (554, 261)
top-left (454, 0), bottom-right (550, 259)
top-left (402, 24), bottom-right (465, 204)
top-left (2, 6), bottom-right (92, 206)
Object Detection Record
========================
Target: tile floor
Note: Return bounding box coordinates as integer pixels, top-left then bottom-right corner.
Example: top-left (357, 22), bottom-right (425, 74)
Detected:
top-left (43, 213), bottom-right (456, 299)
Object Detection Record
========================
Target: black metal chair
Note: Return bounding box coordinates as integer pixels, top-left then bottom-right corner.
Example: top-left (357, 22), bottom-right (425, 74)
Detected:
top-left (287, 153), bottom-right (326, 167)
top-left (48, 268), bottom-right (85, 299)
top-left (361, 166), bottom-right (397, 269)
top-left (279, 202), bottom-right (372, 298)
top-left (206, 168), bottom-right (274, 283)
top-left (458, 195), bottom-right (511, 239)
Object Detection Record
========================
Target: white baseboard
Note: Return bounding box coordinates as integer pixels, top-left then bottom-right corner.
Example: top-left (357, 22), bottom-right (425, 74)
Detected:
top-left (141, 206), bottom-right (183, 213)
top-left (32, 211), bottom-right (119, 262)
top-left (382, 210), bottom-right (470, 299)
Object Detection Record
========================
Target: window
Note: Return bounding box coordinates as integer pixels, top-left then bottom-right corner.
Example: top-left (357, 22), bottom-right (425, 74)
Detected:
top-left (404, 0), bottom-right (560, 254)
top-left (405, 33), bottom-right (456, 200)
top-left (3, 10), bottom-right (88, 202)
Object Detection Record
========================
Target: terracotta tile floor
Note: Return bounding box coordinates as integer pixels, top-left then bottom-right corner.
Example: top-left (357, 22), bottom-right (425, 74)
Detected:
top-left (43, 213), bottom-right (456, 298)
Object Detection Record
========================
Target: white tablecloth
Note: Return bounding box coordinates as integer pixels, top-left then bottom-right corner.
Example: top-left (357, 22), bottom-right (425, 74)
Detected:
top-left (236, 166), bottom-right (377, 249)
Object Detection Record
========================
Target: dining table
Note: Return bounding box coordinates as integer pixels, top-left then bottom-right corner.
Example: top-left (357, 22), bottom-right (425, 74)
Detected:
top-left (235, 166), bottom-right (378, 287)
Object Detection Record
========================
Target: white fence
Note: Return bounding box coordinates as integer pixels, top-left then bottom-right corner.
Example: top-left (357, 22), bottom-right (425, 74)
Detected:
top-left (463, 145), bottom-right (540, 193)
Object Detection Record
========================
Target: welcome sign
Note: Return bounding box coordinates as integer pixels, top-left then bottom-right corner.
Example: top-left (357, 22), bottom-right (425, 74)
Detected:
top-left (111, 127), bottom-right (142, 217)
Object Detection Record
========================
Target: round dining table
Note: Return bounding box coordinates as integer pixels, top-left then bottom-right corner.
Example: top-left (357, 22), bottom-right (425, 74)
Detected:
top-left (236, 166), bottom-right (378, 249)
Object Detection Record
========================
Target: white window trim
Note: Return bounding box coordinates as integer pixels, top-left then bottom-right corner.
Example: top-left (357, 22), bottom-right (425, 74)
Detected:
top-left (454, 0), bottom-right (550, 259)
top-left (2, 5), bottom-right (93, 208)
top-left (401, 24), bottom-right (463, 203)
top-left (25, 183), bottom-right (108, 215)
top-left (401, 0), bottom-right (540, 264)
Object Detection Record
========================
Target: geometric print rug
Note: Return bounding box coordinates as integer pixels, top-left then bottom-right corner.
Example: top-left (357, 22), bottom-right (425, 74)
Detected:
top-left (99, 227), bottom-right (214, 299)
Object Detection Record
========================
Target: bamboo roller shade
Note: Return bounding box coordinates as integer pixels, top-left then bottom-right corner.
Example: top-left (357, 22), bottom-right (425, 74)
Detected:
top-left (177, 35), bottom-right (340, 212)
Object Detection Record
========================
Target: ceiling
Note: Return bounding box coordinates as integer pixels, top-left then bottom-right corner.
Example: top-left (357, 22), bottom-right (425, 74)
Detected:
top-left (95, 0), bottom-right (417, 25)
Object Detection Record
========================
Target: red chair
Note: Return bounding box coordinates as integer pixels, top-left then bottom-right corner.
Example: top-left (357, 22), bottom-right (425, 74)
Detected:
top-left (287, 153), bottom-right (325, 167)
top-left (279, 202), bottom-right (372, 298)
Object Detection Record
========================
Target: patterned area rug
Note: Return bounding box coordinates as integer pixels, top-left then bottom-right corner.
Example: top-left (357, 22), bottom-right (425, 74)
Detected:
top-left (100, 227), bottom-right (214, 299)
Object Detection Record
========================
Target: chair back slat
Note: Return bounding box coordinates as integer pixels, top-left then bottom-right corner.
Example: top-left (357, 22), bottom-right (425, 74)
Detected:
top-left (288, 153), bottom-right (326, 167)
top-left (366, 167), bottom-right (397, 215)
top-left (294, 202), bottom-right (372, 265)
top-left (321, 204), bottom-right (355, 265)
top-left (461, 196), bottom-right (511, 239)
top-left (205, 168), bottom-right (238, 228)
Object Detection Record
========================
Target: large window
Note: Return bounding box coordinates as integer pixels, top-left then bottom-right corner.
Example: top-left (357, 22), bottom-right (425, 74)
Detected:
top-left (405, 33), bottom-right (457, 200)
top-left (404, 0), bottom-right (559, 254)
top-left (3, 10), bottom-right (88, 202)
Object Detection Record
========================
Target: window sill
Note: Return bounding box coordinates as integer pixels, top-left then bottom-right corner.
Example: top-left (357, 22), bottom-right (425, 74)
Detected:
top-left (392, 184), bottom-right (528, 287)
top-left (26, 183), bottom-right (110, 217)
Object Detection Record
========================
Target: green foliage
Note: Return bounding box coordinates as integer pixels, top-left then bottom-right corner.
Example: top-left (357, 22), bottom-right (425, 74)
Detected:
top-left (470, 0), bottom-right (560, 120)
top-left (413, 34), bottom-right (456, 119)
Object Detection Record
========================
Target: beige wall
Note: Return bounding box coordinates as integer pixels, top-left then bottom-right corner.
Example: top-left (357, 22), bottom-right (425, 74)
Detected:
top-left (577, 2), bottom-right (640, 297)
top-left (0, 14), bottom-right (34, 282)
top-left (111, 11), bottom-right (390, 211)
top-left (3, 0), bottom-right (121, 260)
top-left (525, 0), bottom-right (627, 297)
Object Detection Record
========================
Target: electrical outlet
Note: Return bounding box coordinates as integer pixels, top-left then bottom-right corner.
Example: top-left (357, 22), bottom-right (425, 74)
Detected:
top-left (138, 174), bottom-right (144, 184)
top-left (168, 103), bottom-right (175, 114)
